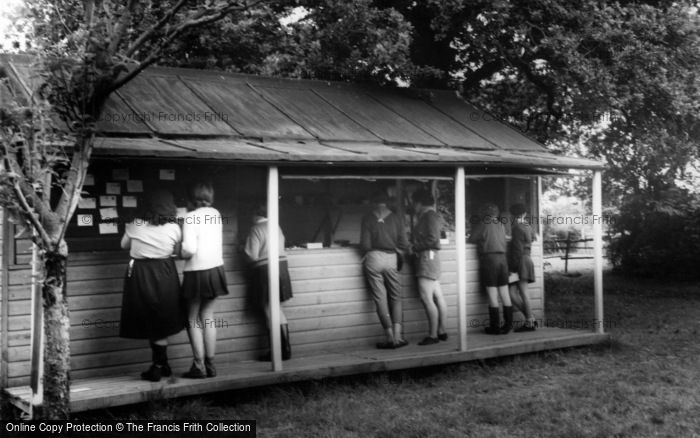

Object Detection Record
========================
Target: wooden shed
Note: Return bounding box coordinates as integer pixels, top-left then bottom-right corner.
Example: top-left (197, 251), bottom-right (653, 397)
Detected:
top-left (1, 55), bottom-right (608, 416)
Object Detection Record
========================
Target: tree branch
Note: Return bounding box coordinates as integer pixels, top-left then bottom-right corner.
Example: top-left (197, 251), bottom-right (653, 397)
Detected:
top-left (124, 0), bottom-right (189, 58)
top-left (12, 178), bottom-right (52, 249)
top-left (110, 0), bottom-right (263, 93)
top-left (55, 135), bottom-right (92, 246)
top-left (107, 0), bottom-right (138, 54)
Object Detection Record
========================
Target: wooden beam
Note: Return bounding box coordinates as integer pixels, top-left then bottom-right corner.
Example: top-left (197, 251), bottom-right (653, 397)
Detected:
top-left (455, 167), bottom-right (467, 352)
top-left (29, 232), bottom-right (44, 417)
top-left (281, 175), bottom-right (454, 181)
top-left (1, 209), bottom-right (10, 388)
top-left (267, 166), bottom-right (282, 371)
top-left (536, 177), bottom-right (545, 318)
top-left (592, 170), bottom-right (604, 334)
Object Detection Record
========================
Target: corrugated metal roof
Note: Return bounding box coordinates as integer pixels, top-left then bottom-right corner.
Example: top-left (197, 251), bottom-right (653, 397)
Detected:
top-left (1, 55), bottom-right (604, 170)
top-left (92, 137), bottom-right (603, 169)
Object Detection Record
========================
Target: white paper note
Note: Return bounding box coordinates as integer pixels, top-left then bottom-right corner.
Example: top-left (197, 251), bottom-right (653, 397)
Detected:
top-left (78, 197), bottom-right (96, 209)
top-left (99, 195), bottom-right (117, 207)
top-left (99, 207), bottom-right (118, 220)
top-left (122, 196), bottom-right (138, 208)
top-left (105, 182), bottom-right (121, 195)
top-left (126, 179), bottom-right (143, 193)
top-left (98, 222), bottom-right (118, 234)
top-left (77, 214), bottom-right (93, 227)
top-left (159, 169), bottom-right (175, 180)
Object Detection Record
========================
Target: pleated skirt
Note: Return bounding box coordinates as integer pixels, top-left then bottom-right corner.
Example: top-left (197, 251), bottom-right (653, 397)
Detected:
top-left (120, 258), bottom-right (185, 339)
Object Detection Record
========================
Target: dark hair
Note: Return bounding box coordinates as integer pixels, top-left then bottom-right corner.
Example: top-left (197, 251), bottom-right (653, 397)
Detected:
top-left (412, 189), bottom-right (435, 206)
top-left (253, 203), bottom-right (267, 218)
top-left (142, 189), bottom-right (177, 225)
top-left (510, 203), bottom-right (527, 217)
top-left (371, 190), bottom-right (389, 204)
top-left (190, 182), bottom-right (214, 208)
top-left (480, 203), bottom-right (499, 217)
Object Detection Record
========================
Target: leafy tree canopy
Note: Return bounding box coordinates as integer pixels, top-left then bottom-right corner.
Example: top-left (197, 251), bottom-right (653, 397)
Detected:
top-left (157, 0), bottom-right (700, 198)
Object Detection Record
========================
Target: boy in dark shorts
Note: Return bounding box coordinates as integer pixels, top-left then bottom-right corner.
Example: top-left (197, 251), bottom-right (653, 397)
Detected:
top-left (468, 203), bottom-right (513, 334)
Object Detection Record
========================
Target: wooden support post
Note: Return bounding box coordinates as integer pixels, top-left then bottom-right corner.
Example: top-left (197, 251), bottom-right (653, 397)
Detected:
top-left (267, 166), bottom-right (282, 371)
top-left (535, 177), bottom-right (545, 321)
top-left (455, 167), bottom-right (467, 352)
top-left (592, 170), bottom-right (604, 334)
top-left (1, 210), bottom-right (10, 388)
top-left (29, 232), bottom-right (44, 417)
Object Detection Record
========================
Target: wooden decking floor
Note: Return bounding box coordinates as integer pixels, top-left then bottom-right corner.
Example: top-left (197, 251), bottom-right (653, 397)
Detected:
top-left (4, 328), bottom-right (609, 414)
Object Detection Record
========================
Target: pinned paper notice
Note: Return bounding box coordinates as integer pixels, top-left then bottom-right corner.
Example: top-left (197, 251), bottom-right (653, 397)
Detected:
top-left (105, 182), bottom-right (121, 195)
top-left (99, 207), bottom-right (118, 220)
top-left (126, 180), bottom-right (143, 193)
top-left (98, 222), bottom-right (118, 234)
top-left (100, 195), bottom-right (117, 207)
top-left (77, 214), bottom-right (93, 227)
top-left (78, 197), bottom-right (96, 209)
top-left (84, 174), bottom-right (95, 186)
top-left (112, 168), bottom-right (129, 181)
top-left (122, 196), bottom-right (137, 208)
top-left (159, 169), bottom-right (175, 180)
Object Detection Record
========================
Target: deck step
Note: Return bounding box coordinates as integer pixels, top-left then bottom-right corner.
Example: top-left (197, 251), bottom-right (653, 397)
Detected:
top-left (4, 328), bottom-right (609, 415)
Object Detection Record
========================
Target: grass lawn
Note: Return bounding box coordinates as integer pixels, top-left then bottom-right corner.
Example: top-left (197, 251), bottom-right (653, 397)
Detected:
top-left (7, 269), bottom-right (700, 437)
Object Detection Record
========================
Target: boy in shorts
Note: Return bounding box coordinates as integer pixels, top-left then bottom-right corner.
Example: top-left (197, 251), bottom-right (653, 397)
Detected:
top-left (468, 203), bottom-right (513, 334)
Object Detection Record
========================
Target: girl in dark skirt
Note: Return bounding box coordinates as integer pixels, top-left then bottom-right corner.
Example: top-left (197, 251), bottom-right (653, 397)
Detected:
top-left (244, 204), bottom-right (294, 361)
top-left (181, 182), bottom-right (228, 378)
top-left (508, 203), bottom-right (537, 331)
top-left (120, 189), bottom-right (185, 382)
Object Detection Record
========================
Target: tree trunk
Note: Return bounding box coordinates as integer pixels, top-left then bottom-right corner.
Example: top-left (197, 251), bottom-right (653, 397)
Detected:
top-left (35, 250), bottom-right (70, 420)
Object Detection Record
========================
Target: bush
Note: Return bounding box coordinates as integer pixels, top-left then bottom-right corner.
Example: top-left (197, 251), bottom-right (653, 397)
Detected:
top-left (607, 188), bottom-right (700, 280)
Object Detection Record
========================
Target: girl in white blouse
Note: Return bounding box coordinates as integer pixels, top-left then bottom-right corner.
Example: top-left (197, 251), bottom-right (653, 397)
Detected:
top-left (181, 182), bottom-right (228, 378)
top-left (120, 189), bottom-right (184, 382)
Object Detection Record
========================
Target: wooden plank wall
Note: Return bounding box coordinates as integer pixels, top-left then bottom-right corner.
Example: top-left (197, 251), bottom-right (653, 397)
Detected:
top-left (3, 233), bottom-right (544, 388)
top-left (1, 208), bottom-right (6, 387)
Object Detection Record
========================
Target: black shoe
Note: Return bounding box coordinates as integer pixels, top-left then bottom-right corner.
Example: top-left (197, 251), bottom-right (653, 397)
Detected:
top-left (499, 325), bottom-right (513, 335)
top-left (418, 337), bottom-right (439, 346)
top-left (484, 327), bottom-right (501, 335)
top-left (438, 332), bottom-right (448, 341)
top-left (486, 306), bottom-right (501, 335)
top-left (500, 306), bottom-right (513, 334)
top-left (141, 364), bottom-right (165, 382)
top-left (281, 324), bottom-right (292, 361)
top-left (204, 357), bottom-right (216, 377)
top-left (182, 363), bottom-right (207, 379)
top-left (394, 339), bottom-right (409, 348)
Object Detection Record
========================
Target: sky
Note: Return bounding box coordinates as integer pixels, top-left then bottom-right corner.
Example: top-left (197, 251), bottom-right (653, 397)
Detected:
top-left (0, 0), bottom-right (28, 52)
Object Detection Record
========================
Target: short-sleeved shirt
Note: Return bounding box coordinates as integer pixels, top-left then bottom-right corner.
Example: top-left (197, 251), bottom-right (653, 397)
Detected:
top-left (181, 206), bottom-right (225, 272)
top-left (121, 222), bottom-right (181, 259)
top-left (244, 218), bottom-right (287, 268)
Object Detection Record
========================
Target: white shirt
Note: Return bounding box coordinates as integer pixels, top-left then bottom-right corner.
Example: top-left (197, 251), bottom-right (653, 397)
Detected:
top-left (121, 222), bottom-right (181, 259)
top-left (181, 206), bottom-right (225, 271)
top-left (244, 218), bottom-right (286, 267)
